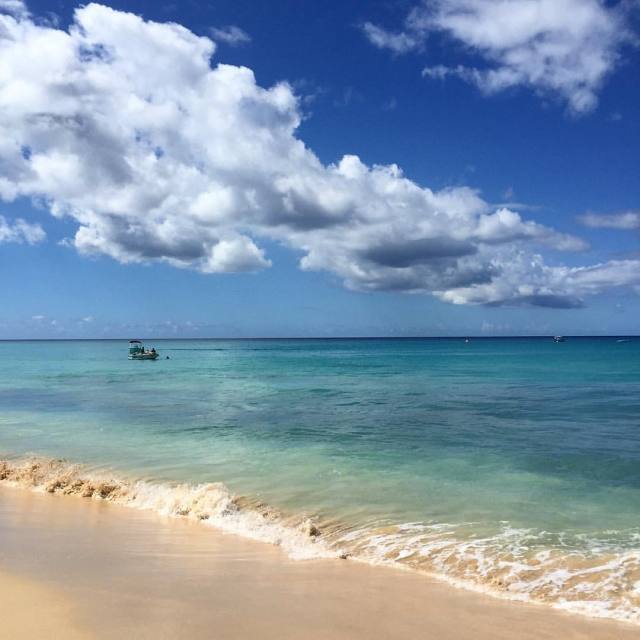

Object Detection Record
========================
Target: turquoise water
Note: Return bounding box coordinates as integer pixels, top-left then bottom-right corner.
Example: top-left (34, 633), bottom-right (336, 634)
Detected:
top-left (1, 338), bottom-right (640, 621)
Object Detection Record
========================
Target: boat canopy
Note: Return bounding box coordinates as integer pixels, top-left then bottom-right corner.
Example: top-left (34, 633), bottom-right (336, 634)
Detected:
top-left (129, 340), bottom-right (142, 343)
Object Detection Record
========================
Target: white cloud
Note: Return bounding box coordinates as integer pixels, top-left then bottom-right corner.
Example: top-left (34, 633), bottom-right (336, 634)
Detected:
top-left (362, 21), bottom-right (423, 54)
top-left (365, 0), bottom-right (635, 113)
top-left (578, 211), bottom-right (640, 230)
top-left (0, 4), bottom-right (637, 308)
top-left (201, 235), bottom-right (270, 273)
top-left (475, 208), bottom-right (588, 251)
top-left (0, 0), bottom-right (28, 19)
top-left (0, 215), bottom-right (45, 244)
top-left (436, 251), bottom-right (640, 307)
top-left (209, 25), bottom-right (250, 46)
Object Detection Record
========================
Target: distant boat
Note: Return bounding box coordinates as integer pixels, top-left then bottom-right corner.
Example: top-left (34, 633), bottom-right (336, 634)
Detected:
top-left (128, 340), bottom-right (159, 360)
top-left (464, 338), bottom-right (470, 343)
top-left (553, 336), bottom-right (566, 343)
top-left (616, 338), bottom-right (630, 343)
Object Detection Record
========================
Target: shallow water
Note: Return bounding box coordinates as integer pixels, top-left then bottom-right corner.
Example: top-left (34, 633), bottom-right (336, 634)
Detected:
top-left (1, 338), bottom-right (639, 622)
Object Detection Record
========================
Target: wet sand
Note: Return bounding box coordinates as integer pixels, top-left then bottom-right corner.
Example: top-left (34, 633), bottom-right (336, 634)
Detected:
top-left (0, 485), bottom-right (636, 640)
top-left (0, 572), bottom-right (92, 639)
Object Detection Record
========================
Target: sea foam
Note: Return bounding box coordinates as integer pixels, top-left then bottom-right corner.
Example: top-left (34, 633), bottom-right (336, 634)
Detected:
top-left (0, 456), bottom-right (334, 560)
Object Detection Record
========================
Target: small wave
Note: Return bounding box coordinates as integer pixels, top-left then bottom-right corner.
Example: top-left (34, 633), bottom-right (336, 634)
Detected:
top-left (329, 522), bottom-right (640, 624)
top-left (1, 456), bottom-right (639, 625)
top-left (0, 457), bottom-right (334, 560)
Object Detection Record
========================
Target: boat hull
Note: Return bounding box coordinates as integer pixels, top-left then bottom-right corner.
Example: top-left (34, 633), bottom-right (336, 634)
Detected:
top-left (128, 353), bottom-right (159, 360)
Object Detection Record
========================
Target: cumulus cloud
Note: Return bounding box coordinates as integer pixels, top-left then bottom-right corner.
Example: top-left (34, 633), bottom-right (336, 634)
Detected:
top-left (0, 3), bottom-right (638, 307)
top-left (0, 214), bottom-right (45, 244)
top-left (436, 251), bottom-right (640, 308)
top-left (209, 25), bottom-right (251, 46)
top-left (364, 0), bottom-right (635, 113)
top-left (578, 211), bottom-right (640, 230)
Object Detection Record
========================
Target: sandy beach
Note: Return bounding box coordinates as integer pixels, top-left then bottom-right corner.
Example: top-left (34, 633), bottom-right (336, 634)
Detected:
top-left (0, 485), bottom-right (636, 640)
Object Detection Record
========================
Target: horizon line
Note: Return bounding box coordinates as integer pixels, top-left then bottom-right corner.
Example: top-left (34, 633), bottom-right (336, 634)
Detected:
top-left (0, 335), bottom-right (638, 342)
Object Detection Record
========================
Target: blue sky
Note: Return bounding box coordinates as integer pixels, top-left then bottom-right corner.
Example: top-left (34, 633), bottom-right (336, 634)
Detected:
top-left (0, 0), bottom-right (639, 338)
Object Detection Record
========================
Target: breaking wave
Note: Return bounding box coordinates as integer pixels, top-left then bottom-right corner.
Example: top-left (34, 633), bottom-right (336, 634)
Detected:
top-left (0, 456), bottom-right (332, 560)
top-left (1, 456), bottom-right (639, 625)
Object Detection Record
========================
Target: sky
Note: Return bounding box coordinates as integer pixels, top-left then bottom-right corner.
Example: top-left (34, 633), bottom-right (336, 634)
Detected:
top-left (0, 0), bottom-right (639, 338)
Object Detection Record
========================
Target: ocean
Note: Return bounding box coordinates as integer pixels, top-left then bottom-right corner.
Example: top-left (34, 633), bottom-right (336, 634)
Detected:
top-left (1, 337), bottom-right (639, 623)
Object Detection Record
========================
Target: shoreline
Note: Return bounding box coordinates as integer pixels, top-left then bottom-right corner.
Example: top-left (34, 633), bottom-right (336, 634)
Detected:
top-left (2, 455), bottom-right (639, 628)
top-left (1, 484), bottom-right (637, 639)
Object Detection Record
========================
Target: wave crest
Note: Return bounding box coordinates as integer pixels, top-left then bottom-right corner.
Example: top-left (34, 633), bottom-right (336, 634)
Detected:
top-left (0, 457), bottom-right (332, 560)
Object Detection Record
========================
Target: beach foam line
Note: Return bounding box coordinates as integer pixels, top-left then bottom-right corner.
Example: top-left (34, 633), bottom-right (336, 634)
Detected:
top-left (1, 455), bottom-right (639, 626)
top-left (0, 456), bottom-right (335, 561)
top-left (334, 522), bottom-right (640, 625)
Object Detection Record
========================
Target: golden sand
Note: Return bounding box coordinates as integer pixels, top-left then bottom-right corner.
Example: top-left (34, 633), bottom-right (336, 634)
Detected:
top-left (0, 572), bottom-right (92, 639)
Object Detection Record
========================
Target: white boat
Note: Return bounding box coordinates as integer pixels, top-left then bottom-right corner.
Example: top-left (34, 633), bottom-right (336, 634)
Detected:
top-left (553, 336), bottom-right (566, 343)
top-left (128, 340), bottom-right (159, 360)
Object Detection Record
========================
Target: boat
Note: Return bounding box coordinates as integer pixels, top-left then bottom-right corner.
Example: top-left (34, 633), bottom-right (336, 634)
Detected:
top-left (553, 336), bottom-right (566, 343)
top-left (128, 340), bottom-right (159, 360)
